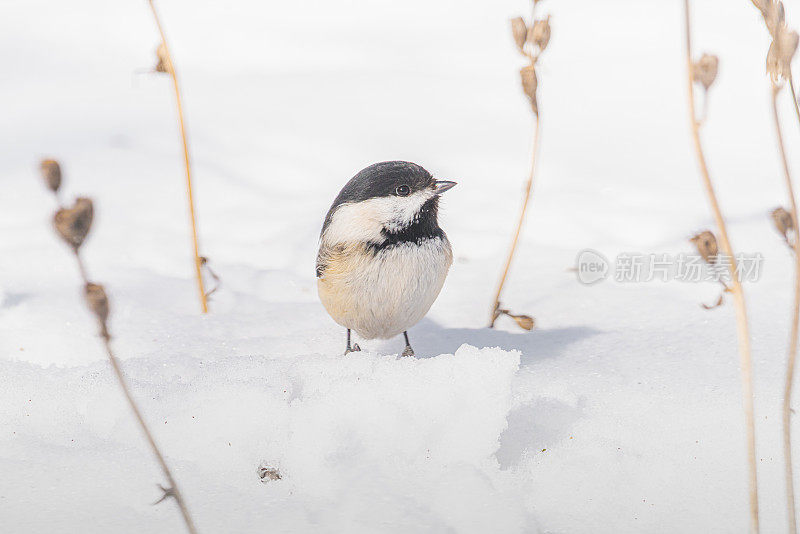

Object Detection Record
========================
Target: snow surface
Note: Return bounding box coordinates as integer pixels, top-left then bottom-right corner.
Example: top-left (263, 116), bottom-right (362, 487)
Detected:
top-left (3, 0), bottom-right (800, 532)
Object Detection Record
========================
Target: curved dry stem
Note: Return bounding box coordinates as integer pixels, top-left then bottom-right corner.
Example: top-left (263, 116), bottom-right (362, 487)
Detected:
top-left (489, 114), bottom-right (540, 327)
top-left (147, 0), bottom-right (208, 314)
top-left (69, 248), bottom-right (197, 534)
top-left (773, 82), bottom-right (800, 534)
top-left (789, 75), bottom-right (800, 134)
top-left (75, 250), bottom-right (89, 284)
top-left (102, 335), bottom-right (198, 534)
top-left (684, 1), bottom-right (759, 531)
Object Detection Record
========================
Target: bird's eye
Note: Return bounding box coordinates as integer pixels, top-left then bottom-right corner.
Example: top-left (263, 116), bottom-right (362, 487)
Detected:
top-left (395, 185), bottom-right (411, 197)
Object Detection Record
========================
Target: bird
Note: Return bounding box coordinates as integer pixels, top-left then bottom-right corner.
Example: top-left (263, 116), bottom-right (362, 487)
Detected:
top-left (316, 161), bottom-right (456, 357)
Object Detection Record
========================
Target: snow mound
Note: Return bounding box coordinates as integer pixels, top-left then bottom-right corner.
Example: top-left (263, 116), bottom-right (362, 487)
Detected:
top-left (277, 345), bottom-right (528, 532)
top-left (1, 345), bottom-right (533, 533)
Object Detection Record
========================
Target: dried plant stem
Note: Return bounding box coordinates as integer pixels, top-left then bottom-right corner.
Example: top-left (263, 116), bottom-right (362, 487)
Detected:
top-left (790, 75), bottom-right (800, 133)
top-left (147, 0), bottom-right (208, 314)
top-left (43, 164), bottom-right (198, 533)
top-left (684, 1), bottom-right (759, 531)
top-left (75, 252), bottom-right (89, 284)
top-left (102, 336), bottom-right (198, 533)
top-left (69, 250), bottom-right (198, 534)
top-left (490, 115), bottom-right (540, 325)
top-left (773, 82), bottom-right (800, 534)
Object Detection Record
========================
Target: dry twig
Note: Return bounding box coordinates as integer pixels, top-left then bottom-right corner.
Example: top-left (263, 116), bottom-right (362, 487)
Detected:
top-left (684, 2), bottom-right (760, 531)
top-left (773, 81), bottom-right (800, 534)
top-left (489, 0), bottom-right (549, 330)
top-left (750, 2), bottom-right (800, 529)
top-left (689, 230), bottom-right (730, 309)
top-left (147, 0), bottom-right (209, 314)
top-left (39, 160), bottom-right (198, 534)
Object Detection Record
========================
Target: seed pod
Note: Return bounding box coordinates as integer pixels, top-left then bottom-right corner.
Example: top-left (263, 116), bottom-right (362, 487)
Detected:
top-left (155, 43), bottom-right (170, 74)
top-left (692, 54), bottom-right (719, 90)
top-left (690, 230), bottom-right (719, 264)
top-left (750, 0), bottom-right (769, 16)
top-left (772, 206), bottom-right (794, 242)
top-left (768, 27), bottom-right (798, 81)
top-left (530, 16), bottom-right (551, 53)
top-left (84, 283), bottom-right (110, 337)
top-left (766, 1), bottom-right (786, 36)
top-left (53, 197), bottom-right (93, 250)
top-left (780, 29), bottom-right (799, 64)
top-left (509, 313), bottom-right (535, 330)
top-left (511, 17), bottom-right (528, 53)
top-left (520, 65), bottom-right (538, 114)
top-left (767, 40), bottom-right (781, 81)
top-left (84, 283), bottom-right (109, 324)
top-left (40, 159), bottom-right (62, 193)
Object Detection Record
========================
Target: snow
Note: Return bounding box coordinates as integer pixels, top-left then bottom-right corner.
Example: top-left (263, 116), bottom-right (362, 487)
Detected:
top-left (2, 0), bottom-right (800, 532)
top-left (1, 346), bottom-right (526, 532)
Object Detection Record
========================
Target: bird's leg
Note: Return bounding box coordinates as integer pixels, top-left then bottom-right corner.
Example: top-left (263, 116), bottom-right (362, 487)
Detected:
top-left (401, 331), bottom-right (415, 357)
top-left (345, 328), bottom-right (361, 355)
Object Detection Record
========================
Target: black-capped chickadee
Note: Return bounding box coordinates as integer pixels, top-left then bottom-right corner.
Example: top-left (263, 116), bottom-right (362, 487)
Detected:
top-left (316, 161), bottom-right (457, 356)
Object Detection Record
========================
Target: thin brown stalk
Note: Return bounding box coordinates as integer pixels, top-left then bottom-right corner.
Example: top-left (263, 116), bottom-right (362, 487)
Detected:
top-left (42, 163), bottom-right (199, 533)
top-left (489, 4), bottom-right (547, 329)
top-left (490, 115), bottom-right (540, 324)
top-left (790, 75), bottom-right (800, 132)
top-left (773, 81), bottom-right (800, 534)
top-left (684, 1), bottom-right (760, 531)
top-left (147, 0), bottom-right (208, 314)
top-left (67, 230), bottom-right (198, 534)
top-left (75, 252), bottom-right (89, 285)
top-left (101, 333), bottom-right (198, 534)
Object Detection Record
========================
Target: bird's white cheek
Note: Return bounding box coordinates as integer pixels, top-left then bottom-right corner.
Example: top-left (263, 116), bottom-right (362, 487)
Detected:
top-left (322, 191), bottom-right (433, 245)
top-left (322, 202), bottom-right (384, 245)
top-left (378, 190), bottom-right (432, 231)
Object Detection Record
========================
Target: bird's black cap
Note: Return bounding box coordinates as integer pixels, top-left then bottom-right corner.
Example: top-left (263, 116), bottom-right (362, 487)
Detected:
top-left (321, 161), bottom-right (435, 235)
top-left (336, 161), bottom-right (433, 203)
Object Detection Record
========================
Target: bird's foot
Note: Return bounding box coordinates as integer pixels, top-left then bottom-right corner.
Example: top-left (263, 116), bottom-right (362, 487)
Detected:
top-left (344, 343), bottom-right (361, 355)
top-left (401, 346), bottom-right (415, 358)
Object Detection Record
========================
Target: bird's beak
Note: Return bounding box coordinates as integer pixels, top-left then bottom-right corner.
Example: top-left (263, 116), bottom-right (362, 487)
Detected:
top-left (433, 180), bottom-right (457, 195)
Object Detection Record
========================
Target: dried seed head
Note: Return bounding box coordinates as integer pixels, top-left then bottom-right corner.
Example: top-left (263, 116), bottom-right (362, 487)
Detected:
top-left (530, 16), bottom-right (551, 53)
top-left (84, 283), bottom-right (109, 323)
top-left (84, 283), bottom-right (110, 336)
top-left (772, 206), bottom-right (794, 241)
top-left (53, 197), bottom-right (94, 250)
top-left (780, 29), bottom-right (799, 63)
top-left (767, 41), bottom-right (780, 81)
top-left (509, 313), bottom-right (535, 330)
top-left (750, 0), bottom-right (769, 16)
top-left (767, 27), bottom-right (798, 82)
top-left (155, 43), bottom-right (170, 74)
top-left (492, 306), bottom-right (536, 330)
top-left (520, 65), bottom-right (538, 114)
top-left (690, 230), bottom-right (719, 263)
top-left (692, 54), bottom-right (719, 90)
top-left (511, 17), bottom-right (528, 54)
top-left (766, 1), bottom-right (786, 36)
top-left (40, 159), bottom-right (62, 193)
